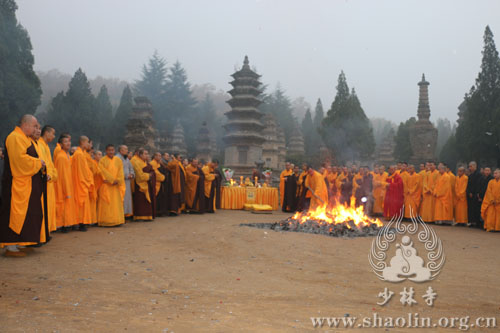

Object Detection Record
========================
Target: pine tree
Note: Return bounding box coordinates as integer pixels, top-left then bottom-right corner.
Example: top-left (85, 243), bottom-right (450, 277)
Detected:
top-left (259, 85), bottom-right (296, 143)
top-left (95, 85), bottom-right (113, 145)
top-left (393, 117), bottom-right (416, 162)
top-left (47, 68), bottom-right (96, 144)
top-left (135, 51), bottom-right (168, 124)
top-left (112, 85), bottom-right (134, 145)
top-left (321, 72), bottom-right (375, 163)
top-left (164, 61), bottom-right (198, 151)
top-left (301, 109), bottom-right (313, 155)
top-left (310, 98), bottom-right (325, 154)
top-left (456, 26), bottom-right (500, 165)
top-left (0, 0), bottom-right (41, 140)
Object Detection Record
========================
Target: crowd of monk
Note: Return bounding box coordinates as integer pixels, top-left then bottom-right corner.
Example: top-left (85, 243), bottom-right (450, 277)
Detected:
top-left (0, 115), bottom-right (222, 257)
top-left (279, 160), bottom-right (500, 232)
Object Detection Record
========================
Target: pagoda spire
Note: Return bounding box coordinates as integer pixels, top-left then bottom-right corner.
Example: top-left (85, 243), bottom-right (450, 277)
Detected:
top-left (417, 73), bottom-right (431, 121)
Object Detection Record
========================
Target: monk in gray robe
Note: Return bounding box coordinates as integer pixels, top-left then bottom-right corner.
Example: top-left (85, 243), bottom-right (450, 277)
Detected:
top-left (118, 145), bottom-right (135, 219)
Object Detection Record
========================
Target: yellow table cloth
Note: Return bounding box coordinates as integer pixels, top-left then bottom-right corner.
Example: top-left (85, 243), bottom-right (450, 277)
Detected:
top-left (221, 187), bottom-right (279, 210)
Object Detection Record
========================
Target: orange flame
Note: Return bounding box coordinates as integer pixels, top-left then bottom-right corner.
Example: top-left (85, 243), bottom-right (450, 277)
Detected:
top-left (292, 196), bottom-right (383, 229)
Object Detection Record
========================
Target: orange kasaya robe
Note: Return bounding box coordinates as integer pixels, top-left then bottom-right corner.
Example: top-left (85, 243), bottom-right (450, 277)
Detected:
top-left (454, 174), bottom-right (468, 224)
top-left (167, 159), bottom-right (187, 214)
top-left (433, 172), bottom-right (453, 221)
top-left (72, 147), bottom-right (94, 224)
top-left (54, 149), bottom-right (77, 228)
top-left (39, 138), bottom-right (58, 232)
top-left (304, 170), bottom-right (328, 211)
top-left (372, 172), bottom-right (388, 214)
top-left (202, 164), bottom-right (216, 212)
top-left (447, 171), bottom-right (456, 207)
top-left (279, 169), bottom-right (294, 207)
top-left (297, 171), bottom-right (309, 198)
top-left (420, 170), bottom-right (439, 222)
top-left (404, 172), bottom-right (422, 218)
top-left (85, 152), bottom-right (99, 223)
top-left (185, 164), bottom-right (200, 209)
top-left (53, 143), bottom-right (61, 162)
top-left (97, 155), bottom-right (125, 227)
top-left (150, 159), bottom-right (166, 196)
top-left (0, 127), bottom-right (44, 247)
top-left (326, 171), bottom-right (337, 200)
top-left (352, 173), bottom-right (362, 196)
top-left (481, 178), bottom-right (500, 231)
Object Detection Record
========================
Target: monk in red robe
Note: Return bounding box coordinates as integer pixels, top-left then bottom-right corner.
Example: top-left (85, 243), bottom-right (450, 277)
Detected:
top-left (384, 165), bottom-right (404, 219)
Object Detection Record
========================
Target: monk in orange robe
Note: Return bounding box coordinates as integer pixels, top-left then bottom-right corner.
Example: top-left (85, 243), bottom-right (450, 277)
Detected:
top-left (132, 148), bottom-right (156, 221)
top-left (0, 115), bottom-right (46, 257)
top-left (454, 166), bottom-right (468, 224)
top-left (296, 164), bottom-right (310, 211)
top-left (420, 161), bottom-right (439, 222)
top-left (150, 152), bottom-right (166, 198)
top-left (434, 163), bottom-right (453, 224)
top-left (85, 141), bottom-right (99, 225)
top-left (304, 167), bottom-right (328, 211)
top-left (97, 145), bottom-right (125, 227)
top-left (185, 159), bottom-right (205, 213)
top-left (404, 165), bottom-right (422, 219)
top-left (39, 126), bottom-right (58, 232)
top-left (54, 134), bottom-right (77, 232)
top-left (280, 162), bottom-right (294, 211)
top-left (481, 168), bottom-right (500, 231)
top-left (202, 162), bottom-right (217, 213)
top-left (372, 166), bottom-right (388, 215)
top-left (93, 150), bottom-right (103, 198)
top-left (167, 153), bottom-right (186, 215)
top-left (71, 136), bottom-right (94, 231)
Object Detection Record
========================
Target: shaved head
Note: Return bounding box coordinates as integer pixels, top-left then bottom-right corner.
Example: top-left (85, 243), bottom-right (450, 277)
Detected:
top-left (18, 114), bottom-right (38, 136)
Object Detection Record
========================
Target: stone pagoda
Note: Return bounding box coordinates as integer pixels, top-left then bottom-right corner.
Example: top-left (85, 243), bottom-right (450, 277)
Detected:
top-left (223, 56), bottom-right (265, 177)
top-left (261, 114), bottom-right (280, 170)
top-left (124, 96), bottom-right (158, 153)
top-left (196, 121), bottom-right (216, 163)
top-left (287, 123), bottom-right (305, 156)
top-left (376, 127), bottom-right (396, 167)
top-left (409, 74), bottom-right (437, 165)
top-left (276, 127), bottom-right (286, 170)
top-left (167, 120), bottom-right (188, 157)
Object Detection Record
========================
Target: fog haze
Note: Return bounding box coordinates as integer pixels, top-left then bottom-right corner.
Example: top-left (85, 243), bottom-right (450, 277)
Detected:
top-left (16, 0), bottom-right (500, 122)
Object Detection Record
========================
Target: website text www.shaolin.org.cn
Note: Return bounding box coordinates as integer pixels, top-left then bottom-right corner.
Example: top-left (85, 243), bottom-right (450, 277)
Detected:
top-left (310, 313), bottom-right (497, 331)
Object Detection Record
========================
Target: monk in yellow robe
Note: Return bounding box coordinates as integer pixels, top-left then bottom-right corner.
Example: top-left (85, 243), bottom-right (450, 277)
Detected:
top-left (202, 162), bottom-right (217, 213)
top-left (433, 163), bottom-right (453, 224)
top-left (97, 145), bottom-right (125, 227)
top-left (404, 165), bottom-right (422, 218)
top-left (296, 164), bottom-right (310, 211)
top-left (54, 134), bottom-right (77, 232)
top-left (85, 142), bottom-right (99, 225)
top-left (454, 166), bottom-right (468, 224)
top-left (481, 168), bottom-right (500, 231)
top-left (304, 167), bottom-right (328, 211)
top-left (372, 166), bottom-right (388, 215)
top-left (36, 126), bottom-right (58, 233)
top-left (150, 152), bottom-right (166, 198)
top-left (132, 149), bottom-right (156, 221)
top-left (185, 159), bottom-right (204, 213)
top-left (420, 162), bottom-right (439, 222)
top-left (93, 150), bottom-right (103, 198)
top-left (0, 115), bottom-right (45, 257)
top-left (71, 136), bottom-right (94, 231)
top-left (445, 164), bottom-right (456, 206)
top-left (167, 153), bottom-right (187, 215)
top-left (351, 166), bottom-right (362, 197)
top-left (279, 162), bottom-right (294, 211)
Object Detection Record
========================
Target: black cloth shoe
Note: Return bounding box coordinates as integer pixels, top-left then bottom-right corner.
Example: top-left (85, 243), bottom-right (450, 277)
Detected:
top-left (78, 224), bottom-right (88, 232)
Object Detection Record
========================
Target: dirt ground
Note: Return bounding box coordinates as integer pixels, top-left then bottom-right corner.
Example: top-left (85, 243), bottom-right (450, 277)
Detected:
top-left (0, 210), bottom-right (499, 332)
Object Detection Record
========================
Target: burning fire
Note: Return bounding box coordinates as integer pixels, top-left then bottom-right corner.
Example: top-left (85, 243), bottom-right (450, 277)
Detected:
top-left (291, 199), bottom-right (383, 229)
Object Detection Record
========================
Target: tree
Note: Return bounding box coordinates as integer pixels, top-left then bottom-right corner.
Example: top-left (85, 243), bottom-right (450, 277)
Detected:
top-left (393, 117), bottom-right (416, 162)
top-left (0, 0), bottom-right (41, 141)
top-left (301, 109), bottom-right (314, 155)
top-left (435, 118), bottom-right (454, 156)
top-left (310, 98), bottom-right (325, 154)
top-left (439, 134), bottom-right (461, 170)
top-left (455, 26), bottom-right (500, 166)
top-left (135, 51), bottom-right (168, 124)
top-left (47, 68), bottom-right (96, 145)
top-left (320, 72), bottom-right (375, 163)
top-left (95, 85), bottom-right (113, 145)
top-left (260, 85), bottom-right (296, 143)
top-left (164, 61), bottom-right (198, 153)
top-left (112, 85), bottom-right (134, 145)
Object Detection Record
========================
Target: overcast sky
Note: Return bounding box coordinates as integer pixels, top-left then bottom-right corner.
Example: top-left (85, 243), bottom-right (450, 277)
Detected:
top-left (16, 0), bottom-right (500, 123)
